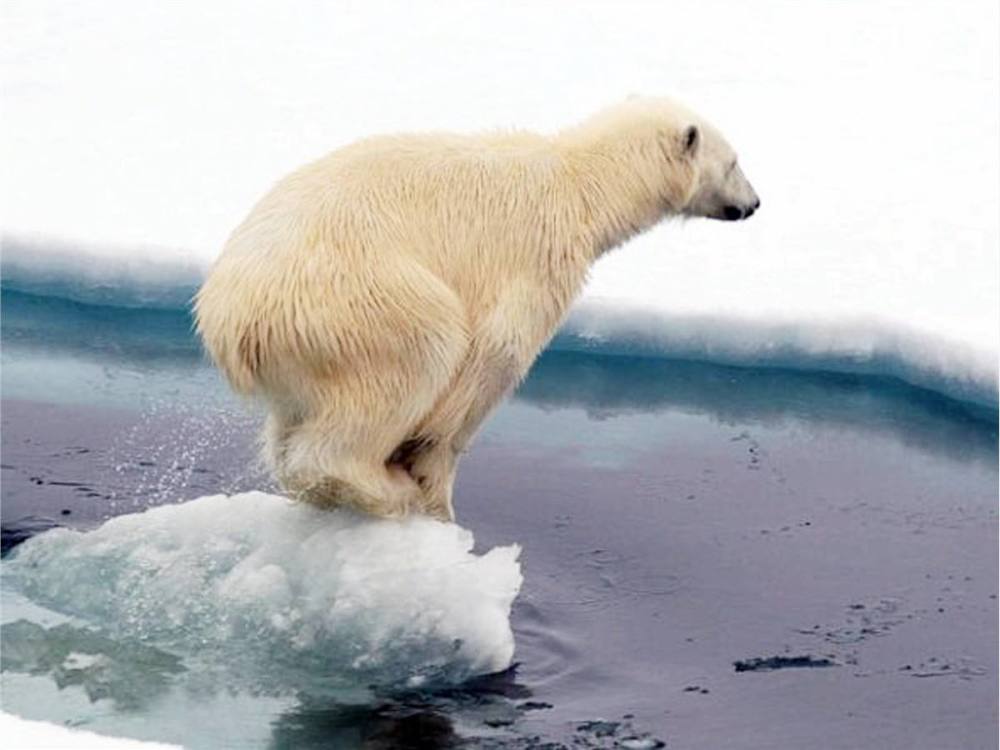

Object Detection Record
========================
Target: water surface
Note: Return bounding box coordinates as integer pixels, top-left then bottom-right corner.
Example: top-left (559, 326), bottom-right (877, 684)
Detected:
top-left (2, 290), bottom-right (997, 749)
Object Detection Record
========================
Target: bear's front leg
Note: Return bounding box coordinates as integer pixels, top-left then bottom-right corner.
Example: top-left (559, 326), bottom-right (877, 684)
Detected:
top-left (405, 442), bottom-right (459, 521)
top-left (407, 282), bottom-right (549, 519)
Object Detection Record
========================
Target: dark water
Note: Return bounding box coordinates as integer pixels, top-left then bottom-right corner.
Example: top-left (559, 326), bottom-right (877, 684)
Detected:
top-left (2, 289), bottom-right (997, 749)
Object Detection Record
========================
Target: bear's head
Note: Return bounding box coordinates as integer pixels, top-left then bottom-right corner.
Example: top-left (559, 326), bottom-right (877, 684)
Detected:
top-left (599, 96), bottom-right (760, 223)
top-left (676, 117), bottom-right (760, 222)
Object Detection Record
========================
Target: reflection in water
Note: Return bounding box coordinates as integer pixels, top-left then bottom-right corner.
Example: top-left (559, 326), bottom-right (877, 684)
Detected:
top-left (270, 705), bottom-right (459, 750)
top-left (515, 350), bottom-right (998, 464)
top-left (2, 289), bottom-right (201, 364)
top-left (269, 669), bottom-right (662, 750)
top-left (1, 605), bottom-right (659, 749)
top-left (270, 670), bottom-right (529, 750)
top-left (1, 619), bottom-right (185, 711)
top-left (1, 610), bottom-right (536, 750)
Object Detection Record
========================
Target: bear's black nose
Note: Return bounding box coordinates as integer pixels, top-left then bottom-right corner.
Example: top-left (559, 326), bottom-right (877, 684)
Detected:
top-left (723, 205), bottom-right (743, 221)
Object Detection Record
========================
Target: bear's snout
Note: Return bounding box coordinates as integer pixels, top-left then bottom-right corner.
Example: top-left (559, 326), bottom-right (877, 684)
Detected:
top-left (721, 197), bottom-right (760, 221)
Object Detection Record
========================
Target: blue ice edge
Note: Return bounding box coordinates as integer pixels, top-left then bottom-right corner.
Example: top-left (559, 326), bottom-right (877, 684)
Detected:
top-left (556, 301), bottom-right (998, 410)
top-left (2, 236), bottom-right (996, 410)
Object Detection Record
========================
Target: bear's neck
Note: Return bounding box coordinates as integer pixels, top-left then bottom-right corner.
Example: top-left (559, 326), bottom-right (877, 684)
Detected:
top-left (558, 131), bottom-right (681, 261)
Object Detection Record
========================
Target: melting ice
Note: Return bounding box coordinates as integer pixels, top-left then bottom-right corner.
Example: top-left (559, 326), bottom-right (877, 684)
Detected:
top-left (2, 492), bottom-right (523, 697)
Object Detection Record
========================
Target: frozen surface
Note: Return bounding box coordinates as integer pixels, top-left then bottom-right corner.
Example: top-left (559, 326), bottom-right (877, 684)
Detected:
top-left (0, 714), bottom-right (179, 750)
top-left (4, 492), bottom-right (522, 694)
top-left (3, 0), bottom-right (997, 393)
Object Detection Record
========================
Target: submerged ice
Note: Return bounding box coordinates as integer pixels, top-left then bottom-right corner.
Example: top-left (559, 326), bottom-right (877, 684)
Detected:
top-left (3, 492), bottom-right (522, 695)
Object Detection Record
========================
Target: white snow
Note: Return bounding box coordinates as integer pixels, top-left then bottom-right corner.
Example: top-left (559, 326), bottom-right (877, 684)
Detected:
top-left (2, 1), bottom-right (997, 398)
top-left (4, 492), bottom-right (523, 692)
top-left (0, 714), bottom-right (180, 750)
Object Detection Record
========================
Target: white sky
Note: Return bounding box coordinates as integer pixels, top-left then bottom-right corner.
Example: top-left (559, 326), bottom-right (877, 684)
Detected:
top-left (2, 0), bottom-right (998, 353)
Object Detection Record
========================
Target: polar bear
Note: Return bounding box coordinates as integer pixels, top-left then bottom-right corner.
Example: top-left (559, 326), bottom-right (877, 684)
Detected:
top-left (195, 96), bottom-right (759, 521)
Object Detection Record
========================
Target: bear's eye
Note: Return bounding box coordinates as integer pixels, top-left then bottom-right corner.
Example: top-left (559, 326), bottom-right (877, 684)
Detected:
top-left (726, 160), bottom-right (737, 176)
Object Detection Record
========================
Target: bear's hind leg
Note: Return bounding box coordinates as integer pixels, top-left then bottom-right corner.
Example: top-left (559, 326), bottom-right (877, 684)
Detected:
top-left (275, 408), bottom-right (428, 518)
top-left (257, 255), bottom-right (472, 518)
top-left (269, 307), bottom-right (469, 516)
top-left (296, 457), bottom-right (423, 518)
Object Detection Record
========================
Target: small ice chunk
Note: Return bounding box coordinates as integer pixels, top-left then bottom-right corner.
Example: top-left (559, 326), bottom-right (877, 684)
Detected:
top-left (5, 492), bottom-right (522, 694)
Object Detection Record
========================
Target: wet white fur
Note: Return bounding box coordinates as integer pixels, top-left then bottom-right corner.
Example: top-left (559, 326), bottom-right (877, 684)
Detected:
top-left (195, 96), bottom-right (757, 520)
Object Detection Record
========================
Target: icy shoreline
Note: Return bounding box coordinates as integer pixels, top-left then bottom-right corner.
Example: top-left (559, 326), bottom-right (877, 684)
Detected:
top-left (3, 236), bottom-right (996, 408)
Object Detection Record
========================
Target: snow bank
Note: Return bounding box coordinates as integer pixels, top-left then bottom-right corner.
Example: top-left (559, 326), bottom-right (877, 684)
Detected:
top-left (3, 241), bottom-right (995, 406)
top-left (560, 299), bottom-right (998, 407)
top-left (1, 234), bottom-right (203, 309)
top-left (4, 492), bottom-right (523, 694)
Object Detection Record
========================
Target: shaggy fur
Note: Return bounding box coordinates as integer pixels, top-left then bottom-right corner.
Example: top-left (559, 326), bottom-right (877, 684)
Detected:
top-left (195, 96), bottom-right (759, 520)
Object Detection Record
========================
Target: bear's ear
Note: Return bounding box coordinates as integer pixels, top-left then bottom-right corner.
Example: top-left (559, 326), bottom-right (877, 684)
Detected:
top-left (682, 125), bottom-right (700, 157)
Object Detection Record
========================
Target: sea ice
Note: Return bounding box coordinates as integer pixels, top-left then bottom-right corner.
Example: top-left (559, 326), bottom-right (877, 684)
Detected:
top-left (3, 492), bottom-right (523, 695)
